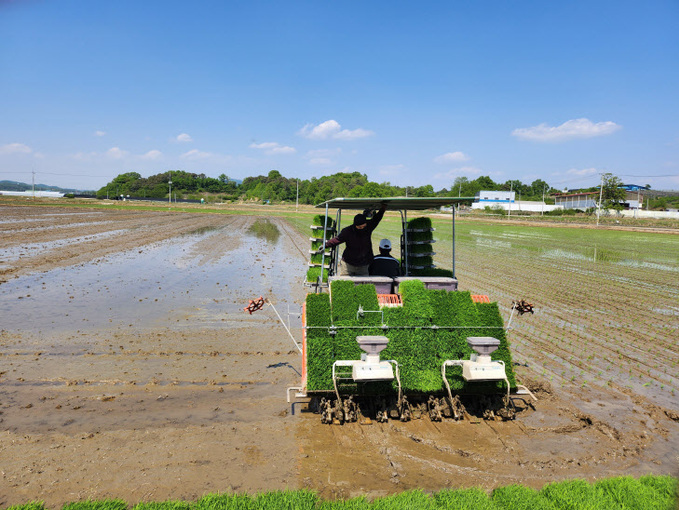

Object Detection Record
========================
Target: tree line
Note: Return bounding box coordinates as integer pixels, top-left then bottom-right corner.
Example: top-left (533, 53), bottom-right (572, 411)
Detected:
top-left (97, 170), bottom-right (563, 205)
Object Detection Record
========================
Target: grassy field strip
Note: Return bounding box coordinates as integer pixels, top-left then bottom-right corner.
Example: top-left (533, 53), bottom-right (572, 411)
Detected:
top-left (5, 475), bottom-right (677, 509)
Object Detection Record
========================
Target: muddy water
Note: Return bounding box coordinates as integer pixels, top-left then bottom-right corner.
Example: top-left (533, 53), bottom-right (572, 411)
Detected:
top-left (0, 213), bottom-right (309, 506)
top-left (1, 226), bottom-right (301, 334)
top-left (1, 206), bottom-right (678, 507)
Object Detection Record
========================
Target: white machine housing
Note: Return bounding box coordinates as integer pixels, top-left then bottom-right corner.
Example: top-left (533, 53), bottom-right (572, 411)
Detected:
top-left (352, 335), bottom-right (394, 381)
top-left (462, 336), bottom-right (507, 382)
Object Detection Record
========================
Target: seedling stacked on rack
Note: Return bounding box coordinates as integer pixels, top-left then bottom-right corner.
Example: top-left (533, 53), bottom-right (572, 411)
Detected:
top-left (306, 214), bottom-right (336, 284)
top-left (405, 217), bottom-right (453, 277)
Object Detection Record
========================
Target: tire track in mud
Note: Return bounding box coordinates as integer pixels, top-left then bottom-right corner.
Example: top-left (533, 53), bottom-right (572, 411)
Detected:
top-left (274, 217), bottom-right (309, 260)
top-left (0, 211), bottom-right (240, 283)
top-left (297, 382), bottom-right (675, 497)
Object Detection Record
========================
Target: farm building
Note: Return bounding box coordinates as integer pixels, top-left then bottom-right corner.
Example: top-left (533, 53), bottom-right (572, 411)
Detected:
top-left (554, 190), bottom-right (645, 210)
top-left (620, 184), bottom-right (648, 192)
top-left (474, 190), bottom-right (515, 203)
top-left (471, 190), bottom-right (559, 212)
top-left (554, 191), bottom-right (599, 210)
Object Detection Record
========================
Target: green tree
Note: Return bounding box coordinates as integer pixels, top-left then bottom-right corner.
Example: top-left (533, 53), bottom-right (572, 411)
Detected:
top-left (451, 177), bottom-right (470, 196)
top-left (413, 184), bottom-right (435, 197)
top-left (465, 175), bottom-right (497, 196)
top-left (530, 179), bottom-right (550, 199)
top-left (600, 173), bottom-right (626, 211)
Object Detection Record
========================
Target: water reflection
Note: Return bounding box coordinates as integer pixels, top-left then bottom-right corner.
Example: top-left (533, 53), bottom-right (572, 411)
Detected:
top-left (247, 218), bottom-right (281, 243)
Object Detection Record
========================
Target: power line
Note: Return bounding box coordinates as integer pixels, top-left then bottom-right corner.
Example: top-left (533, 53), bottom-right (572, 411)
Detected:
top-left (616, 174), bottom-right (678, 178)
top-left (0, 170), bottom-right (100, 177)
top-left (549, 176), bottom-right (600, 186)
top-left (34, 171), bottom-right (100, 177)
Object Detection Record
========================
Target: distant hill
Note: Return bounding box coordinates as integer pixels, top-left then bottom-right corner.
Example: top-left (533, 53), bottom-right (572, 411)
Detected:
top-left (0, 180), bottom-right (93, 194)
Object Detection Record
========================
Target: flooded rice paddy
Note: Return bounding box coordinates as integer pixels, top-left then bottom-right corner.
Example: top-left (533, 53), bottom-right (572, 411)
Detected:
top-left (0, 204), bottom-right (677, 507)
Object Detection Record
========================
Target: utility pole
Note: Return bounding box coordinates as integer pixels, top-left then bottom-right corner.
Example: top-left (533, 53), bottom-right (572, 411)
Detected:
top-left (296, 179), bottom-right (299, 211)
top-left (32, 169), bottom-right (35, 199)
top-left (508, 182), bottom-right (512, 217)
top-left (168, 171), bottom-right (172, 210)
top-left (596, 174), bottom-right (604, 227)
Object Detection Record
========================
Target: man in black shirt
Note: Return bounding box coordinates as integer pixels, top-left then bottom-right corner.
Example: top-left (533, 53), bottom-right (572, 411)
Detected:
top-left (369, 238), bottom-right (401, 277)
top-left (324, 205), bottom-right (386, 276)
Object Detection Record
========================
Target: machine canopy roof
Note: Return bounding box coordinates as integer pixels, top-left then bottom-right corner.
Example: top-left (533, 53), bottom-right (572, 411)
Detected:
top-left (315, 196), bottom-right (475, 211)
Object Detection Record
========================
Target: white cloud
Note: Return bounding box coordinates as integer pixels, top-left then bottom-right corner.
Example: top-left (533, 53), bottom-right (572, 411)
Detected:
top-left (106, 147), bottom-right (128, 159)
top-left (299, 120), bottom-right (374, 140)
top-left (0, 142), bottom-right (32, 155)
top-left (566, 167), bottom-right (599, 176)
top-left (94, 130), bottom-right (106, 137)
top-left (512, 118), bottom-right (621, 142)
top-left (434, 151), bottom-right (470, 164)
top-left (249, 142), bottom-right (296, 155)
top-left (180, 149), bottom-right (212, 159)
top-left (334, 127), bottom-right (374, 140)
top-left (140, 150), bottom-right (163, 160)
top-left (176, 133), bottom-right (193, 143)
top-left (433, 166), bottom-right (483, 180)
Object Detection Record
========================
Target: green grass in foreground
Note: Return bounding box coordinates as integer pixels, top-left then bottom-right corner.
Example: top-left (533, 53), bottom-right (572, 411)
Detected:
top-left (5, 475), bottom-right (676, 510)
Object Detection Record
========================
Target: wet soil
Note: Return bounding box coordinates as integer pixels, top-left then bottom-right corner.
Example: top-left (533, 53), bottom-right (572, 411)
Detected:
top-left (0, 204), bottom-right (677, 507)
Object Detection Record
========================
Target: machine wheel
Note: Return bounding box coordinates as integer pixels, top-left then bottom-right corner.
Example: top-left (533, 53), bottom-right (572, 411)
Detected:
top-left (375, 397), bottom-right (389, 423)
top-left (427, 395), bottom-right (444, 422)
top-left (399, 395), bottom-right (412, 422)
top-left (319, 397), bottom-right (334, 424)
top-left (448, 394), bottom-right (466, 420)
top-left (342, 396), bottom-right (358, 423)
top-left (498, 395), bottom-right (516, 421)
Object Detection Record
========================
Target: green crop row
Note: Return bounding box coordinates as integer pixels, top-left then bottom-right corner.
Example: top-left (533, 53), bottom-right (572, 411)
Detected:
top-left (305, 279), bottom-right (515, 393)
top-left (409, 243), bottom-right (434, 254)
top-left (310, 252), bottom-right (331, 264)
top-left (407, 231), bottom-right (434, 243)
top-left (312, 215), bottom-right (336, 228)
top-left (306, 267), bottom-right (329, 283)
top-left (6, 475), bottom-right (676, 509)
top-left (408, 268), bottom-right (453, 277)
top-left (409, 255), bottom-right (434, 266)
top-left (406, 217), bottom-right (432, 230)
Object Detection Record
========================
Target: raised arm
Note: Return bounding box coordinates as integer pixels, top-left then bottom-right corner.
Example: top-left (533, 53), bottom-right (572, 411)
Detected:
top-left (367, 204), bottom-right (387, 232)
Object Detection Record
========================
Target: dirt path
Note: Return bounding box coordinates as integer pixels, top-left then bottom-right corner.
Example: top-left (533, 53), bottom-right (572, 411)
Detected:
top-left (0, 205), bottom-right (677, 507)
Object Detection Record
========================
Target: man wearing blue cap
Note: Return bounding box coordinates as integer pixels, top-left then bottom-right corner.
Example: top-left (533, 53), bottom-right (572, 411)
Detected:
top-left (324, 204), bottom-right (387, 276)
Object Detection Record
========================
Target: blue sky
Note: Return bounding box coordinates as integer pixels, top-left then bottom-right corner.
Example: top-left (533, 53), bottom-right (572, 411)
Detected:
top-left (1, 0), bottom-right (678, 191)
